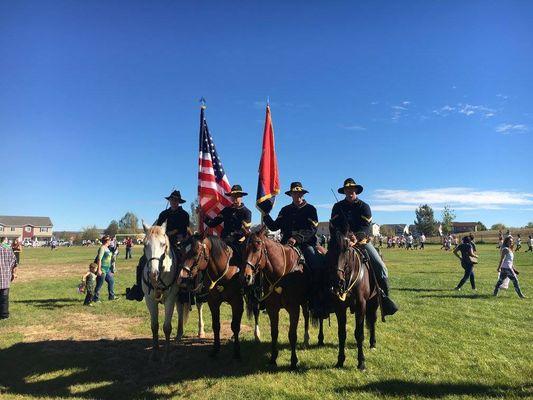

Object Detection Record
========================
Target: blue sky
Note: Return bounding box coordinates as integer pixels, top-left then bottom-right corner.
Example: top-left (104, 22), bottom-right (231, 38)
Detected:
top-left (1, 0), bottom-right (532, 231)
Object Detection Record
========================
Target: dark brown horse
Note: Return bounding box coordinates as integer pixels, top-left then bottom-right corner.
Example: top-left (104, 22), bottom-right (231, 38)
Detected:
top-left (327, 231), bottom-right (379, 370)
top-left (243, 226), bottom-right (312, 370)
top-left (178, 233), bottom-right (253, 359)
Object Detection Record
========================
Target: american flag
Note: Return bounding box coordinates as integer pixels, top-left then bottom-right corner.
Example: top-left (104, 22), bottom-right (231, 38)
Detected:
top-left (198, 105), bottom-right (232, 235)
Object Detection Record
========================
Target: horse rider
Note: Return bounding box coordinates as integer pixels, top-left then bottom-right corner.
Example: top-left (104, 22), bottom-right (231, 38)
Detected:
top-left (203, 184), bottom-right (252, 265)
top-left (126, 190), bottom-right (190, 301)
top-left (263, 182), bottom-right (328, 316)
top-left (330, 178), bottom-right (398, 318)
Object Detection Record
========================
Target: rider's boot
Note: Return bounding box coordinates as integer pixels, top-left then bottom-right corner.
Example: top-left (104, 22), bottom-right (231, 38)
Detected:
top-left (379, 278), bottom-right (398, 317)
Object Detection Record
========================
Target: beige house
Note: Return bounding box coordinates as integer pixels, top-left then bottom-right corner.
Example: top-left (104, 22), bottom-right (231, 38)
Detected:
top-left (0, 216), bottom-right (54, 242)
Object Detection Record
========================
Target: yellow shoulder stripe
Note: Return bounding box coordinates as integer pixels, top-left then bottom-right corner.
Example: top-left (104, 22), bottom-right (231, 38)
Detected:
top-left (242, 221), bottom-right (252, 228)
top-left (361, 215), bottom-right (372, 223)
top-left (308, 218), bottom-right (319, 227)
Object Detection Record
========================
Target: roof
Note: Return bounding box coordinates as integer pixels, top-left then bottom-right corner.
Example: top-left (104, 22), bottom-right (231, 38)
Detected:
top-left (0, 216), bottom-right (53, 227)
top-left (452, 222), bottom-right (478, 227)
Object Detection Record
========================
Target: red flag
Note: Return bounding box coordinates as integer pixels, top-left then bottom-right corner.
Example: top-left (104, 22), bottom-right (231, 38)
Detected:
top-left (197, 105), bottom-right (232, 235)
top-left (256, 104), bottom-right (280, 214)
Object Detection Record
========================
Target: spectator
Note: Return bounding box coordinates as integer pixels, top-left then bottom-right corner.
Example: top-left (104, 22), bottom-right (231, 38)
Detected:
top-left (515, 234), bottom-right (522, 251)
top-left (11, 239), bottom-right (22, 265)
top-left (419, 233), bottom-right (426, 250)
top-left (469, 233), bottom-right (477, 252)
top-left (453, 236), bottom-right (477, 291)
top-left (125, 236), bottom-right (133, 259)
top-left (93, 235), bottom-right (118, 302)
top-left (0, 237), bottom-right (18, 319)
top-left (494, 236), bottom-right (525, 298)
top-left (79, 263), bottom-right (98, 306)
top-left (526, 235), bottom-right (533, 252)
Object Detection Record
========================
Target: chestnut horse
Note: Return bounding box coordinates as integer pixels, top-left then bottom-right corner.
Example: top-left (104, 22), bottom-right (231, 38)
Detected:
top-left (327, 231), bottom-right (379, 370)
top-left (243, 226), bottom-right (312, 370)
top-left (178, 233), bottom-right (260, 359)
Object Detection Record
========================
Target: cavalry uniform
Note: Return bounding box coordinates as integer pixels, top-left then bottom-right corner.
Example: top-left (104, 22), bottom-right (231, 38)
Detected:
top-left (330, 178), bottom-right (398, 317)
top-left (265, 182), bottom-right (328, 317)
top-left (126, 190), bottom-right (190, 301)
top-left (204, 185), bottom-right (252, 265)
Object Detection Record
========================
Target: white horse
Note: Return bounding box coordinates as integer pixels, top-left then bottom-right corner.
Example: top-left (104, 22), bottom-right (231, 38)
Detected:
top-left (141, 222), bottom-right (205, 361)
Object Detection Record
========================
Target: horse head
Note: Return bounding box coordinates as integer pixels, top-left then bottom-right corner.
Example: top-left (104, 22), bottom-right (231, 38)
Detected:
top-left (327, 230), bottom-right (353, 287)
top-left (142, 220), bottom-right (172, 287)
top-left (177, 232), bottom-right (209, 280)
top-left (243, 225), bottom-right (268, 286)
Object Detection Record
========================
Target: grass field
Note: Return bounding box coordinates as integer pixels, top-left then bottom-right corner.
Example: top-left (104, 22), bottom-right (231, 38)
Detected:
top-left (0, 244), bottom-right (531, 400)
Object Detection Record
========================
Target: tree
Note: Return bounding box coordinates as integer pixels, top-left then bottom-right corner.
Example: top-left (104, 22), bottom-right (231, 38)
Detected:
top-left (190, 199), bottom-right (199, 232)
top-left (440, 205), bottom-right (456, 235)
top-left (414, 204), bottom-right (437, 236)
top-left (81, 225), bottom-right (100, 241)
top-left (525, 222), bottom-right (533, 228)
top-left (380, 226), bottom-right (396, 238)
top-left (476, 221), bottom-right (487, 231)
top-left (104, 220), bottom-right (119, 237)
top-left (491, 223), bottom-right (506, 231)
top-left (119, 212), bottom-right (139, 233)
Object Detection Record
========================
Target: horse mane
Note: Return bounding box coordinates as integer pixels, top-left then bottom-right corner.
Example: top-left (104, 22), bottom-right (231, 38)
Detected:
top-left (207, 235), bottom-right (229, 260)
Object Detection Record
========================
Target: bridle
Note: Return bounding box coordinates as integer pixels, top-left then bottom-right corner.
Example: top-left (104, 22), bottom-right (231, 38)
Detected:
top-left (143, 242), bottom-right (177, 295)
top-left (181, 240), bottom-right (209, 276)
top-left (245, 238), bottom-right (267, 275)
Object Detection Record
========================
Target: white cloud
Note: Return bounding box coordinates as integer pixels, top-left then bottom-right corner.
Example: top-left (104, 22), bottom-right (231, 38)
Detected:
top-left (339, 124), bottom-right (366, 131)
top-left (458, 103), bottom-right (495, 116)
top-left (372, 188), bottom-right (533, 212)
top-left (392, 105), bottom-right (408, 111)
top-left (495, 123), bottom-right (528, 134)
top-left (433, 103), bottom-right (496, 118)
top-left (371, 101), bottom-right (379, 105)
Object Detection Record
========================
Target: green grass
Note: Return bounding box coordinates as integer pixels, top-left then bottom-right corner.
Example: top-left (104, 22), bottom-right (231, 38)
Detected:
top-left (0, 244), bottom-right (531, 399)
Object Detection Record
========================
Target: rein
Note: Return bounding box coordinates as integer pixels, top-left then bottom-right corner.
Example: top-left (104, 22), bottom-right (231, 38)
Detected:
top-left (253, 239), bottom-right (298, 302)
top-left (142, 251), bottom-right (179, 299)
top-left (337, 246), bottom-right (365, 302)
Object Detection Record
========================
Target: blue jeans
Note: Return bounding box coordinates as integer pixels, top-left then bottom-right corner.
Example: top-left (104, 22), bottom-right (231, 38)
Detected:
top-left (93, 270), bottom-right (115, 301)
top-left (494, 269), bottom-right (524, 296)
top-left (363, 242), bottom-right (388, 280)
top-left (457, 263), bottom-right (475, 289)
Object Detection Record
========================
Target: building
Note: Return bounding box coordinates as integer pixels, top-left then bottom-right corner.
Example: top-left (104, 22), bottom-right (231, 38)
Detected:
top-left (452, 222), bottom-right (478, 234)
top-left (0, 216), bottom-right (54, 242)
top-left (316, 221), bottom-right (381, 238)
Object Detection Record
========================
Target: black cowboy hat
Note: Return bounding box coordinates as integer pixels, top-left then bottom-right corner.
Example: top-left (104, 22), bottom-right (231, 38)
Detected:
top-left (285, 181), bottom-right (309, 196)
top-left (225, 184), bottom-right (248, 197)
top-left (165, 190), bottom-right (186, 203)
top-left (338, 178), bottom-right (364, 194)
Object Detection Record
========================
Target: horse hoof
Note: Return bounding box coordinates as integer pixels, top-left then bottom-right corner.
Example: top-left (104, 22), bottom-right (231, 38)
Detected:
top-left (175, 334), bottom-right (183, 342)
top-left (317, 340), bottom-right (325, 347)
top-left (335, 361), bottom-right (344, 368)
top-left (370, 345), bottom-right (377, 351)
top-left (198, 331), bottom-right (206, 339)
top-left (268, 359), bottom-right (277, 367)
top-left (357, 363), bottom-right (366, 371)
top-left (254, 336), bottom-right (261, 343)
top-left (290, 363), bottom-right (298, 371)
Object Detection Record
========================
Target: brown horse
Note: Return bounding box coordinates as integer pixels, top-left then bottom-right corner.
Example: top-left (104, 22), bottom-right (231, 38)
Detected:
top-left (243, 226), bottom-right (312, 370)
top-left (178, 233), bottom-right (252, 359)
top-left (327, 231), bottom-right (379, 370)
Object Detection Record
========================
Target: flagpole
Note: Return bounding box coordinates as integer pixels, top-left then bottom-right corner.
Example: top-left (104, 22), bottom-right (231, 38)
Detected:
top-left (198, 97), bottom-right (206, 232)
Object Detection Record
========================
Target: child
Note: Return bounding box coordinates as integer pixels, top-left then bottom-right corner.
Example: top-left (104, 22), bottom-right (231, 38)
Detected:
top-left (494, 236), bottom-right (526, 298)
top-left (79, 263), bottom-right (98, 305)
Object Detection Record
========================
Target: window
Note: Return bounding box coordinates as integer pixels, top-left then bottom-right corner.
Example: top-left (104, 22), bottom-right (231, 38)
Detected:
top-left (25, 226), bottom-right (32, 233)
top-left (0, 226), bottom-right (3, 231)
top-left (11, 227), bottom-right (15, 231)
top-left (40, 227), bottom-right (48, 232)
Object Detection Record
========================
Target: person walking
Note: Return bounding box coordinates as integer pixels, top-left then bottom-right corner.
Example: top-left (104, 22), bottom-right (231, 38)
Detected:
top-left (125, 237), bottom-right (133, 259)
top-left (419, 233), bottom-right (426, 250)
top-left (494, 236), bottom-right (526, 298)
top-left (0, 237), bottom-right (18, 319)
top-left (11, 239), bottom-right (21, 265)
top-left (515, 234), bottom-right (522, 251)
top-left (93, 235), bottom-right (118, 302)
top-left (453, 236), bottom-right (478, 291)
top-left (526, 235), bottom-right (533, 252)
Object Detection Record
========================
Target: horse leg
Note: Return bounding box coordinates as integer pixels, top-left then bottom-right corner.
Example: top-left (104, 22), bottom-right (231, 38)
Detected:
top-left (267, 306), bottom-right (279, 366)
top-left (367, 298), bottom-right (378, 349)
top-left (197, 302), bottom-right (205, 338)
top-left (176, 301), bottom-right (184, 342)
top-left (288, 304), bottom-right (300, 370)
top-left (147, 298), bottom-right (159, 361)
top-left (208, 298), bottom-right (221, 357)
top-left (302, 304), bottom-right (310, 348)
top-left (162, 297), bottom-right (174, 363)
top-left (335, 305), bottom-right (347, 368)
top-left (355, 299), bottom-right (366, 370)
top-left (230, 296), bottom-right (244, 360)
top-left (253, 303), bottom-right (261, 343)
top-left (318, 317), bottom-right (325, 347)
